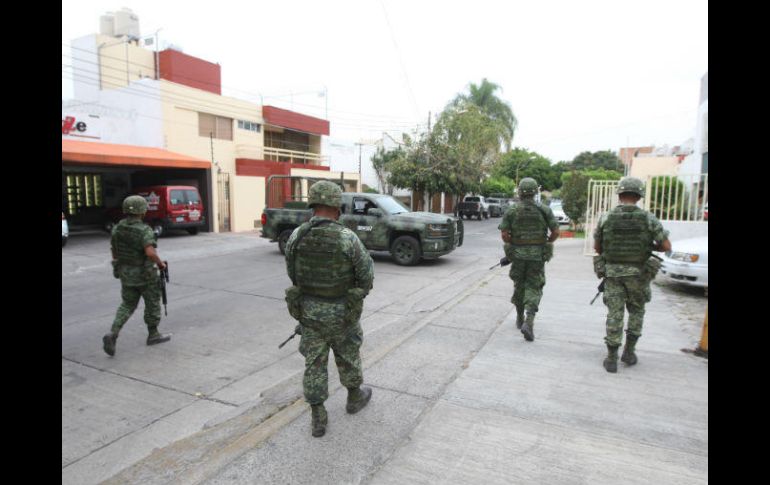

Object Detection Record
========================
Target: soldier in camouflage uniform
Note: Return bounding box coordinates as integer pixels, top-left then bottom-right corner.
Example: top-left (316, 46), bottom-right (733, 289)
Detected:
top-left (593, 177), bottom-right (671, 373)
top-left (103, 195), bottom-right (171, 357)
top-left (499, 178), bottom-right (560, 342)
top-left (284, 180), bottom-right (375, 437)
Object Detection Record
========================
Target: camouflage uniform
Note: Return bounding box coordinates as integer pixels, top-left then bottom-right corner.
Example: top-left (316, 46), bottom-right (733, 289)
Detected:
top-left (284, 181), bottom-right (374, 437)
top-left (103, 196), bottom-right (170, 356)
top-left (594, 177), bottom-right (669, 371)
top-left (110, 218), bottom-right (162, 332)
top-left (498, 179), bottom-right (558, 341)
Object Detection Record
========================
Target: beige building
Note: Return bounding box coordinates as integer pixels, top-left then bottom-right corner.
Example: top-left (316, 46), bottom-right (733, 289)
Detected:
top-left (628, 155), bottom-right (681, 180)
top-left (65, 15), bottom-right (359, 233)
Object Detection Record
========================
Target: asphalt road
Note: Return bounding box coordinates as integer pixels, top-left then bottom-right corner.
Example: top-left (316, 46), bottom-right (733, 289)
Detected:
top-left (62, 219), bottom-right (707, 484)
top-left (62, 216), bottom-right (508, 484)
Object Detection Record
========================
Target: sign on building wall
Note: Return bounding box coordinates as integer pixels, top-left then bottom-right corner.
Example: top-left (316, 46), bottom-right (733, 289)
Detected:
top-left (62, 113), bottom-right (102, 140)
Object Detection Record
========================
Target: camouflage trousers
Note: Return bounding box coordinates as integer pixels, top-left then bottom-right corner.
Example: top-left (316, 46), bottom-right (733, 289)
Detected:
top-left (298, 319), bottom-right (364, 405)
top-left (509, 258), bottom-right (546, 314)
top-left (111, 281), bottom-right (161, 334)
top-left (603, 276), bottom-right (651, 347)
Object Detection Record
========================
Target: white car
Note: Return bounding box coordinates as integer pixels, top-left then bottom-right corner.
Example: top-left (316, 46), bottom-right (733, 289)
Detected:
top-left (550, 202), bottom-right (571, 225)
top-left (62, 212), bottom-right (69, 247)
top-left (659, 236), bottom-right (708, 288)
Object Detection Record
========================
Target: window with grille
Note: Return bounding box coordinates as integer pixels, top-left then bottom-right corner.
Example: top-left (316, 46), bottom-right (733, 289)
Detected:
top-left (237, 120), bottom-right (261, 133)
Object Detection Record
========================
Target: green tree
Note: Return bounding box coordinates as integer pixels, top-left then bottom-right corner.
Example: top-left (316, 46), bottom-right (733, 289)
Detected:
top-left (561, 171), bottom-right (590, 228)
top-left (493, 148), bottom-right (560, 190)
top-left (481, 175), bottom-right (517, 197)
top-left (371, 145), bottom-right (404, 195)
top-left (449, 78), bottom-right (517, 151)
top-left (571, 150), bottom-right (623, 172)
top-left (560, 169), bottom-right (622, 228)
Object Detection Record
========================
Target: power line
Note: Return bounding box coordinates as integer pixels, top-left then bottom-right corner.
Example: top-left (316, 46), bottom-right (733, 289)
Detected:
top-left (377, 0), bottom-right (421, 119)
top-left (62, 71), bottom-right (428, 140)
top-left (63, 43), bottom-right (422, 124)
top-left (62, 64), bottom-right (426, 132)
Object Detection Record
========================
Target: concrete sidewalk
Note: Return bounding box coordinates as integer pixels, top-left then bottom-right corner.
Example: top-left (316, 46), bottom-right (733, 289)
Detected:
top-left (103, 238), bottom-right (708, 484)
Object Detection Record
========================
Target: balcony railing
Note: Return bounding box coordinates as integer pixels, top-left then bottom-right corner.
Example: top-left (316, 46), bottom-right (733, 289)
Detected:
top-left (235, 144), bottom-right (329, 166)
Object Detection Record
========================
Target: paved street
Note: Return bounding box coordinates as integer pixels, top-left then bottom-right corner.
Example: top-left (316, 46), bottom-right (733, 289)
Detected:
top-left (62, 219), bottom-right (707, 484)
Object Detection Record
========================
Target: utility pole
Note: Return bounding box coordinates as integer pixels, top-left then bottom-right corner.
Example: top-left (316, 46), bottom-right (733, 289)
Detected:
top-left (355, 142), bottom-right (363, 192)
top-left (426, 111), bottom-right (431, 211)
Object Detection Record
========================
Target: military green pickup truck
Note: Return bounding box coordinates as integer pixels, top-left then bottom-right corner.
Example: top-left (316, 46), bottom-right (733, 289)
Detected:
top-left (260, 185), bottom-right (464, 266)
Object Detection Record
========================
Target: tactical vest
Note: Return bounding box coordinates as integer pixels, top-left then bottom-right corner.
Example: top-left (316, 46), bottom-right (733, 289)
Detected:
top-left (113, 220), bottom-right (150, 266)
top-left (294, 222), bottom-right (355, 298)
top-left (510, 201), bottom-right (548, 245)
top-left (602, 205), bottom-right (652, 264)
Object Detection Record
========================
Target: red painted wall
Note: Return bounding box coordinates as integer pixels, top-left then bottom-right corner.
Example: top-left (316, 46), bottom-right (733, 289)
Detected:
top-left (262, 106), bottom-right (330, 136)
top-left (159, 50), bottom-right (221, 95)
top-left (236, 159), bottom-right (330, 208)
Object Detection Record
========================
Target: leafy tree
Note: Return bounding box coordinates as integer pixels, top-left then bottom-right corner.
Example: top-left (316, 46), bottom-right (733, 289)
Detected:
top-left (481, 176), bottom-right (517, 197)
top-left (371, 146), bottom-right (404, 195)
top-left (493, 148), bottom-right (559, 190)
top-left (560, 169), bottom-right (622, 228)
top-left (560, 171), bottom-right (590, 228)
top-left (449, 78), bottom-right (517, 151)
top-left (571, 150), bottom-right (623, 172)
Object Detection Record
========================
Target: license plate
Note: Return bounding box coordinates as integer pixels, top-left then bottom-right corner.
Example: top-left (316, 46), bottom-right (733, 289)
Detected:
top-left (189, 210), bottom-right (201, 221)
top-left (176, 216), bottom-right (185, 222)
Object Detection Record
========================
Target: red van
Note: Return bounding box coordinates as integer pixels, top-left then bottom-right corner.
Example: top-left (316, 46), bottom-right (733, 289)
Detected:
top-left (105, 185), bottom-right (205, 237)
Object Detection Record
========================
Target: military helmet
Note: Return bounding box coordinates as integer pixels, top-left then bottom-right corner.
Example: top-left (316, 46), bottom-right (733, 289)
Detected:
top-left (308, 180), bottom-right (342, 208)
top-left (518, 178), bottom-right (539, 197)
top-left (123, 195), bottom-right (148, 215)
top-left (616, 177), bottom-right (645, 197)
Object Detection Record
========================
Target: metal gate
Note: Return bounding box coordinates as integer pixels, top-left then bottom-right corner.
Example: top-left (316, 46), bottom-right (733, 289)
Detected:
top-left (217, 172), bottom-right (231, 232)
top-left (583, 173), bottom-right (708, 255)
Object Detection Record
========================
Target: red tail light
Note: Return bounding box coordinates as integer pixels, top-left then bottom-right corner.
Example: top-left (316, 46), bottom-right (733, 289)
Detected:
top-left (261, 213), bottom-right (267, 225)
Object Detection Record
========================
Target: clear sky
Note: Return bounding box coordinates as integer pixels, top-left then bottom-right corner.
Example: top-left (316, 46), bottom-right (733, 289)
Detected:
top-left (62, 0), bottom-right (708, 168)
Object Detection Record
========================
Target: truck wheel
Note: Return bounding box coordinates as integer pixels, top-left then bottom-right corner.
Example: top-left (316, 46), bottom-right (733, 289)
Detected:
top-left (278, 229), bottom-right (294, 255)
top-left (484, 212), bottom-right (489, 219)
top-left (152, 222), bottom-right (164, 238)
top-left (390, 235), bottom-right (421, 266)
top-left (186, 227), bottom-right (199, 235)
top-left (477, 213), bottom-right (483, 220)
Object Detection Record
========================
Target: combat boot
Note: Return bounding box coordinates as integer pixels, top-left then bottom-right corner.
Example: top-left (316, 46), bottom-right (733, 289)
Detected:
top-left (311, 404), bottom-right (327, 437)
top-left (102, 332), bottom-right (118, 356)
top-left (621, 333), bottom-right (639, 366)
top-left (515, 306), bottom-right (525, 329)
top-left (146, 328), bottom-right (171, 346)
top-left (346, 386), bottom-right (372, 414)
top-left (603, 345), bottom-right (619, 373)
top-left (520, 313), bottom-right (535, 341)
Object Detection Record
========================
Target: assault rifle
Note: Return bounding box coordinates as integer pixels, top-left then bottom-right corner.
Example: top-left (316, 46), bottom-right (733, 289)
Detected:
top-left (278, 329), bottom-right (299, 349)
top-left (590, 279), bottom-right (605, 305)
top-left (489, 257), bottom-right (512, 270)
top-left (160, 261), bottom-right (169, 316)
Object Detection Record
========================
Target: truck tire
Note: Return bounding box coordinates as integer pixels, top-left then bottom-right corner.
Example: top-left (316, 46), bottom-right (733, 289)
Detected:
top-left (477, 212), bottom-right (483, 220)
top-left (390, 235), bottom-right (421, 266)
top-left (484, 211), bottom-right (489, 219)
top-left (186, 227), bottom-right (199, 235)
top-left (278, 229), bottom-right (294, 255)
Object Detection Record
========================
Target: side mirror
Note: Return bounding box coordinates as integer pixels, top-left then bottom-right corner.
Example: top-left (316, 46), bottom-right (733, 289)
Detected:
top-left (367, 208), bottom-right (383, 217)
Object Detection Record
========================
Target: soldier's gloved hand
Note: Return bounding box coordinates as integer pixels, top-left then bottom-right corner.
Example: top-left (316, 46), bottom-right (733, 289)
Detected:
top-left (294, 324), bottom-right (302, 336)
top-left (111, 260), bottom-right (120, 279)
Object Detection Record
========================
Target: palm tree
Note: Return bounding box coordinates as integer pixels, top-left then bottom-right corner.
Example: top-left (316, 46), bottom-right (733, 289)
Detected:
top-left (449, 78), bottom-right (517, 151)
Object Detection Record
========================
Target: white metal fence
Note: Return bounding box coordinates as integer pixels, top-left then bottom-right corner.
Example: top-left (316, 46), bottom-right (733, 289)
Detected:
top-left (583, 173), bottom-right (708, 255)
